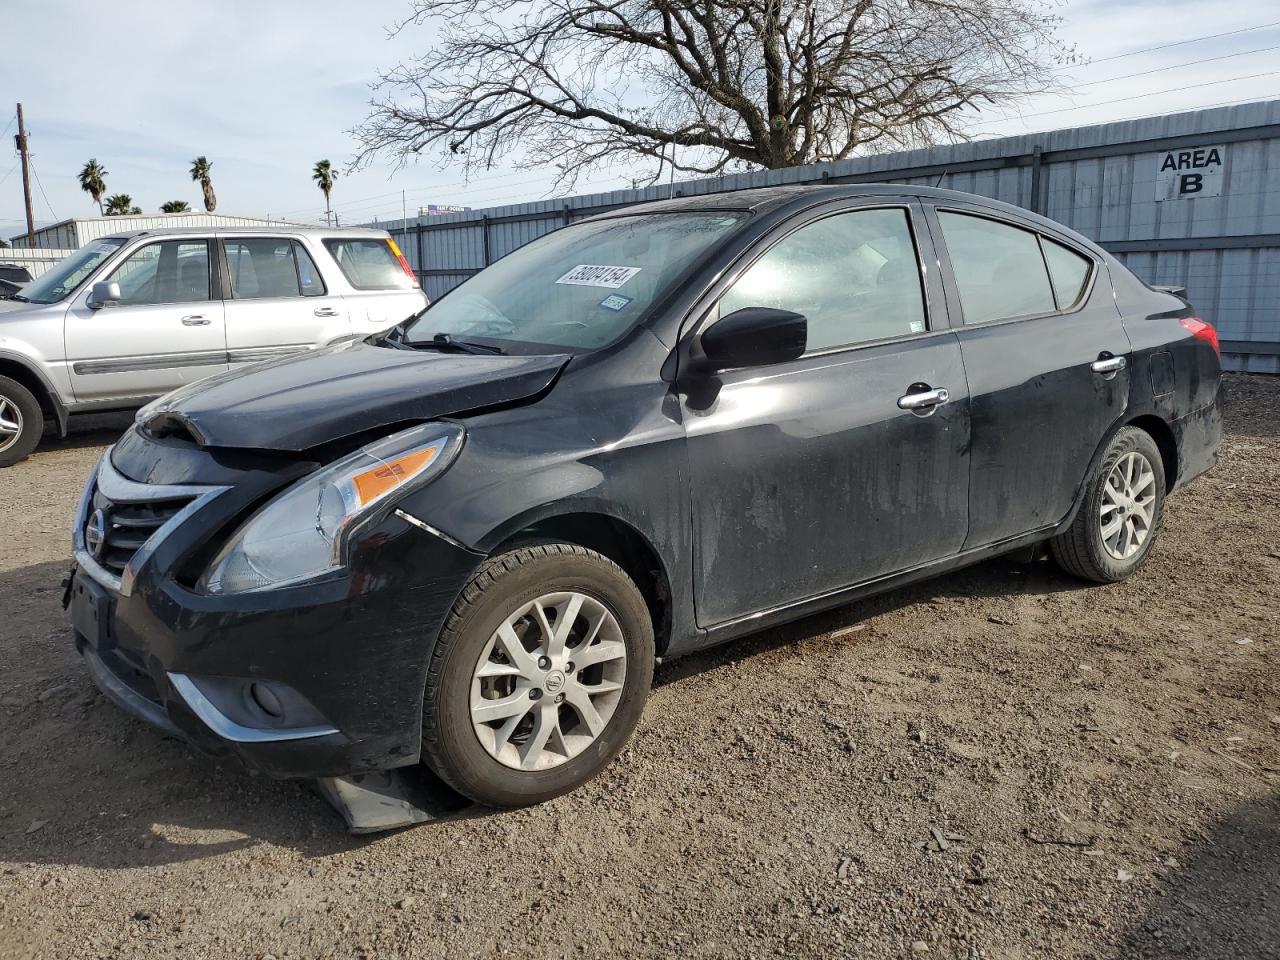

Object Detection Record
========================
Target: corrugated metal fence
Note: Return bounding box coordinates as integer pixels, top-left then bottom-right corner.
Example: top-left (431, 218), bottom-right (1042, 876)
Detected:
top-left (379, 99), bottom-right (1280, 373)
top-left (0, 248), bottom-right (78, 279)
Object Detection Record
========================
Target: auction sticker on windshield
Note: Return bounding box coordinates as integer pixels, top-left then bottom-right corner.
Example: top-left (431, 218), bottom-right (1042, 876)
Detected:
top-left (556, 265), bottom-right (642, 288)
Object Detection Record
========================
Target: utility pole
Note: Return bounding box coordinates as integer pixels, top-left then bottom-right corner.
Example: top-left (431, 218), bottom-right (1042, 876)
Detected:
top-left (14, 103), bottom-right (36, 247)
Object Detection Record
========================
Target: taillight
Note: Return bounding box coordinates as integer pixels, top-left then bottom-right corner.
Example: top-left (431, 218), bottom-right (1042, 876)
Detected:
top-left (1179, 316), bottom-right (1219, 356)
top-left (386, 239), bottom-right (420, 288)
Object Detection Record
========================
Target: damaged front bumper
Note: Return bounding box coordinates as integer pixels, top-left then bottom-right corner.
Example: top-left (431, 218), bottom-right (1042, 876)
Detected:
top-left (67, 448), bottom-right (481, 780)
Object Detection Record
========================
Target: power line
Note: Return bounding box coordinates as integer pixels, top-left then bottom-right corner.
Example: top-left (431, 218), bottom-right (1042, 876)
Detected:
top-left (970, 94), bottom-right (1277, 141)
top-left (1083, 20), bottom-right (1280, 66)
top-left (0, 160), bottom-right (19, 188)
top-left (971, 70), bottom-right (1280, 127)
top-left (1073, 43), bottom-right (1280, 88)
top-left (27, 157), bottom-right (58, 220)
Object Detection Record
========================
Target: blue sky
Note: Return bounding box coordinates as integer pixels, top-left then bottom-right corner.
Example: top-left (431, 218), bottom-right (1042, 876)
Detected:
top-left (2, 0), bottom-right (1278, 239)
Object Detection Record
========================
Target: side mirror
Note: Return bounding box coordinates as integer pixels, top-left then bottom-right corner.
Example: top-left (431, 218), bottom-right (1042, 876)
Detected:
top-left (87, 281), bottom-right (121, 310)
top-left (698, 307), bottom-right (807, 372)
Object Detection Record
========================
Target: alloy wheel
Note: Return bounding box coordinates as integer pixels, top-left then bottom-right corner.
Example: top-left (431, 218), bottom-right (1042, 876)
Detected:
top-left (1100, 451), bottom-right (1156, 560)
top-left (470, 591), bottom-right (627, 771)
top-left (0, 395), bottom-right (23, 454)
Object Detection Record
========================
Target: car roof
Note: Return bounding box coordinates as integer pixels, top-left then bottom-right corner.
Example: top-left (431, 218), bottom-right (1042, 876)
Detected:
top-left (588, 182), bottom-right (1102, 254)
top-left (97, 225), bottom-right (393, 242)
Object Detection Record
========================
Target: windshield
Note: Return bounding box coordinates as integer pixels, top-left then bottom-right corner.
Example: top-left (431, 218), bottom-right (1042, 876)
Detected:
top-left (404, 213), bottom-right (743, 351)
top-left (16, 238), bottom-right (126, 304)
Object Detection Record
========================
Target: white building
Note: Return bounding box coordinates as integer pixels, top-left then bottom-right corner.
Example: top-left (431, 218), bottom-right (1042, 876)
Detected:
top-left (9, 212), bottom-right (302, 250)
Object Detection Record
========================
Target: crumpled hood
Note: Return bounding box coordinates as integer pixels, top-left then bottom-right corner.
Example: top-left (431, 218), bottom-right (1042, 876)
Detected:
top-left (140, 339), bottom-right (570, 451)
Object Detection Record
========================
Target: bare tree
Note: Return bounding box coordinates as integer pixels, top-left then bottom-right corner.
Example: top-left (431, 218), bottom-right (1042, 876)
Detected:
top-left (356, 0), bottom-right (1068, 188)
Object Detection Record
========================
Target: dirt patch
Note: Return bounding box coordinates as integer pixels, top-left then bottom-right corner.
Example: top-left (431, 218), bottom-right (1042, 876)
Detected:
top-left (1, 380), bottom-right (1277, 959)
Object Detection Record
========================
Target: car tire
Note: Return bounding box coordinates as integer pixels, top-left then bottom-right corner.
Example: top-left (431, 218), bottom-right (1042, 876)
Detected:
top-left (422, 542), bottom-right (654, 807)
top-left (1050, 426), bottom-right (1166, 583)
top-left (0, 376), bottom-right (43, 468)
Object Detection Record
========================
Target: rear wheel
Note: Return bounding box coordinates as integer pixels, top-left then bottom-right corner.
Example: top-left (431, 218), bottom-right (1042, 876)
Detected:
top-left (0, 376), bottom-right (43, 468)
top-left (1050, 426), bottom-right (1165, 583)
top-left (422, 542), bottom-right (654, 807)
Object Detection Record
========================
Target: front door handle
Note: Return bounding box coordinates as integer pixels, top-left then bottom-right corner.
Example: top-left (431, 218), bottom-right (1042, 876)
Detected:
top-left (180, 315), bottom-right (210, 326)
top-left (1091, 354), bottom-right (1128, 377)
top-left (897, 386), bottom-right (950, 412)
top-left (313, 307), bottom-right (339, 318)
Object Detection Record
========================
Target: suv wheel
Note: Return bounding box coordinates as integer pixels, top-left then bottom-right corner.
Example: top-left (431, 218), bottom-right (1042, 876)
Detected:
top-left (422, 542), bottom-right (654, 807)
top-left (0, 376), bottom-right (43, 467)
top-left (1050, 426), bottom-right (1166, 583)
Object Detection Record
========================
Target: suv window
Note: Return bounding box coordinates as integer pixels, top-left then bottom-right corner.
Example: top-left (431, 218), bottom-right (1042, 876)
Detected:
top-left (1042, 237), bottom-right (1093, 310)
top-left (719, 208), bottom-right (927, 352)
top-left (225, 239), bottom-right (322, 299)
top-left (937, 212), bottom-right (1056, 324)
top-left (105, 240), bottom-right (210, 305)
top-left (323, 238), bottom-right (415, 291)
top-left (16, 238), bottom-right (125, 304)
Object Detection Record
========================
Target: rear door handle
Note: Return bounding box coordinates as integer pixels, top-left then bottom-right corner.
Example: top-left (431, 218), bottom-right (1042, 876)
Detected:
top-left (1091, 354), bottom-right (1127, 376)
top-left (180, 315), bottom-right (210, 326)
top-left (313, 307), bottom-right (339, 318)
top-left (897, 386), bottom-right (950, 412)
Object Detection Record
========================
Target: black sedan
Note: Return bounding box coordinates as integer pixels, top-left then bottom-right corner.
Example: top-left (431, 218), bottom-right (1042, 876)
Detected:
top-left (67, 185), bottom-right (1222, 808)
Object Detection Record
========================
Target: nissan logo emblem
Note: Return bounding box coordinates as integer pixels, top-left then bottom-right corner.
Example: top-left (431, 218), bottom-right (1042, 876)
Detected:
top-left (85, 509), bottom-right (107, 560)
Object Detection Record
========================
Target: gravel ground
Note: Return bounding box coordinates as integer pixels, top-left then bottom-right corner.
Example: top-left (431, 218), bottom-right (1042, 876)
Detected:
top-left (0, 375), bottom-right (1277, 960)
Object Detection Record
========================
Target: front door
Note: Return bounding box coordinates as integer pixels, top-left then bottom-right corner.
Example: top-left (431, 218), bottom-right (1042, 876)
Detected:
top-left (926, 205), bottom-right (1132, 547)
top-left (220, 236), bottom-right (349, 367)
top-left (682, 203), bottom-right (971, 627)
top-left (65, 238), bottom-right (227, 403)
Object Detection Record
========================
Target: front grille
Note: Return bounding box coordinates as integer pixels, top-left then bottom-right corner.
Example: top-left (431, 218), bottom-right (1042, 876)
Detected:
top-left (86, 486), bottom-right (194, 576)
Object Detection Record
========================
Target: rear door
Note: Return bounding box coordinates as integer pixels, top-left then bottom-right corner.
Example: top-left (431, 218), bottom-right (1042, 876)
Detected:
top-left (319, 235), bottom-right (426, 334)
top-left (925, 204), bottom-right (1131, 548)
top-left (64, 238), bottom-right (227, 402)
top-left (220, 236), bottom-right (349, 367)
top-left (682, 200), bottom-right (971, 627)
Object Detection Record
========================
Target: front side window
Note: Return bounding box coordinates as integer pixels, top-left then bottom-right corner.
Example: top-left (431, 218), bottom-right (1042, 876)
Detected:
top-left (938, 212), bottom-right (1056, 325)
top-left (225, 238), bottom-right (313, 299)
top-left (719, 208), bottom-right (927, 352)
top-left (404, 213), bottom-right (743, 351)
top-left (105, 240), bottom-right (210, 305)
top-left (323, 238), bottom-right (414, 291)
top-left (16, 238), bottom-right (125, 304)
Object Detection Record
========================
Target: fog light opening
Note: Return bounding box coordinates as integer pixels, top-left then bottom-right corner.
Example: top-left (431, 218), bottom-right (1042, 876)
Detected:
top-left (247, 681), bottom-right (284, 720)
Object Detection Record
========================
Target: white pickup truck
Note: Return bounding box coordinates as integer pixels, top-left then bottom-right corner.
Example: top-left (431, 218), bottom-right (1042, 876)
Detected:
top-left (0, 226), bottom-right (428, 465)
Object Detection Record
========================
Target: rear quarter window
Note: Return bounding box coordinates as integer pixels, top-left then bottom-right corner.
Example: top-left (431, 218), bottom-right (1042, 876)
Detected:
top-left (323, 238), bottom-right (415, 291)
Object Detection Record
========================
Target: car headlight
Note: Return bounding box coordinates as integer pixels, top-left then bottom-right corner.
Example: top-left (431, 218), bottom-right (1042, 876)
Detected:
top-left (198, 423), bottom-right (463, 595)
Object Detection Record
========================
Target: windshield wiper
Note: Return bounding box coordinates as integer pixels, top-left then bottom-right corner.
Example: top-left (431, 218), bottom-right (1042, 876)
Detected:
top-left (416, 333), bottom-right (505, 355)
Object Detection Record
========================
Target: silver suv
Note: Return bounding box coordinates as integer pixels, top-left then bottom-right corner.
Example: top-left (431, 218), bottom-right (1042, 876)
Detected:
top-left (0, 226), bottom-right (428, 465)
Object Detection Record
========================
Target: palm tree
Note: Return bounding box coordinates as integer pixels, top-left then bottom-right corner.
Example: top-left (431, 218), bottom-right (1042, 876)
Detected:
top-left (312, 160), bottom-right (337, 225)
top-left (190, 156), bottom-right (216, 212)
top-left (160, 200), bottom-right (191, 213)
top-left (104, 194), bottom-right (140, 216)
top-left (78, 159), bottom-right (109, 215)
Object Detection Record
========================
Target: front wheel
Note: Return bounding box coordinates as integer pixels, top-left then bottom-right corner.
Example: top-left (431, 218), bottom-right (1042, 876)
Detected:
top-left (422, 543), bottom-right (654, 807)
top-left (1050, 426), bottom-right (1166, 583)
top-left (0, 376), bottom-right (43, 468)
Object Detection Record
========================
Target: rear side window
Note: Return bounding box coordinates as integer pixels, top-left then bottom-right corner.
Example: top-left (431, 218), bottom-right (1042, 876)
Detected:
top-left (323, 238), bottom-right (415, 291)
top-left (224, 239), bottom-right (323, 299)
top-left (719, 207), bottom-right (927, 352)
top-left (938, 212), bottom-right (1056, 324)
top-left (293, 242), bottom-right (326, 298)
top-left (1042, 238), bottom-right (1093, 310)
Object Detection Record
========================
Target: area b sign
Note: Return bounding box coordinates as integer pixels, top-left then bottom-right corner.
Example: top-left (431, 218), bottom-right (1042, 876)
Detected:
top-left (1155, 145), bottom-right (1225, 201)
